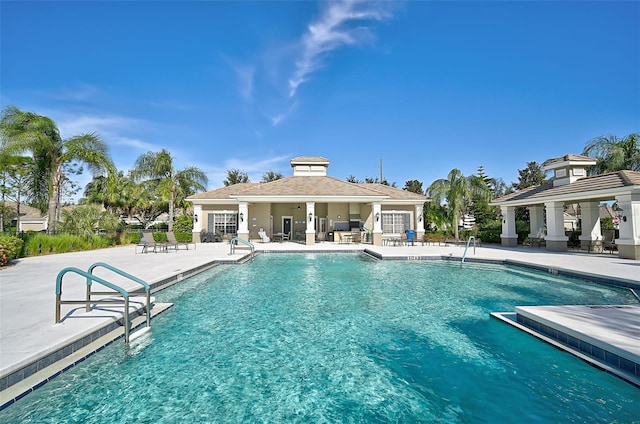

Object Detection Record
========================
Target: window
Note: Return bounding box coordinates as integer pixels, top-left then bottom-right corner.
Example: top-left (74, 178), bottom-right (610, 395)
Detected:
top-left (382, 212), bottom-right (409, 234)
top-left (207, 212), bottom-right (238, 236)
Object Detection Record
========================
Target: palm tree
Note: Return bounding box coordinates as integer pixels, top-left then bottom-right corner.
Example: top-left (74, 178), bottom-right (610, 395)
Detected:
top-left (427, 168), bottom-right (491, 241)
top-left (0, 106), bottom-right (115, 233)
top-left (582, 133), bottom-right (640, 174)
top-left (261, 170), bottom-right (283, 182)
top-left (132, 149), bottom-right (208, 231)
top-left (223, 169), bottom-right (250, 186)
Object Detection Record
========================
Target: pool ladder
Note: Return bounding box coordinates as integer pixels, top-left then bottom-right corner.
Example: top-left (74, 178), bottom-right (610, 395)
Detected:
top-left (461, 236), bottom-right (477, 265)
top-left (55, 262), bottom-right (152, 343)
top-left (229, 237), bottom-right (255, 259)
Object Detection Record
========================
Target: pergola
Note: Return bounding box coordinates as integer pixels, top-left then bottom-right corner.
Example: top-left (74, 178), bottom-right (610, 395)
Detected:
top-left (490, 154), bottom-right (640, 260)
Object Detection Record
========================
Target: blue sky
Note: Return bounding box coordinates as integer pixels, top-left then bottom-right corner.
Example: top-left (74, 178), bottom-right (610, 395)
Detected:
top-left (2, 0), bottom-right (639, 200)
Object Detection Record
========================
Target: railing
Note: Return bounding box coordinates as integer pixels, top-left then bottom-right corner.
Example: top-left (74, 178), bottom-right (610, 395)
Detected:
top-left (55, 263), bottom-right (152, 343)
top-left (87, 262), bottom-right (152, 329)
top-left (229, 237), bottom-right (255, 258)
top-left (461, 236), bottom-right (476, 264)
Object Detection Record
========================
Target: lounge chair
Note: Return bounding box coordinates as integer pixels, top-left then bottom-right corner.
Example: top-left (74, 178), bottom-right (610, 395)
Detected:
top-left (136, 231), bottom-right (167, 253)
top-left (167, 231), bottom-right (196, 250)
top-left (258, 228), bottom-right (270, 243)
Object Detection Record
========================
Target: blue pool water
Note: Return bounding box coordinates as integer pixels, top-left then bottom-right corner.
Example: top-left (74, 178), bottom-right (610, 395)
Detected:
top-left (2, 253), bottom-right (638, 423)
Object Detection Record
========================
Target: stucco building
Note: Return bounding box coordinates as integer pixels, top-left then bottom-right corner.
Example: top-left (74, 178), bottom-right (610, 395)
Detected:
top-left (186, 156), bottom-right (429, 246)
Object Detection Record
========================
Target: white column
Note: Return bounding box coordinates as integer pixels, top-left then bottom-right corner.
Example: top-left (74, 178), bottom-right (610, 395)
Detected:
top-left (528, 205), bottom-right (545, 239)
top-left (544, 201), bottom-right (568, 251)
top-left (237, 201), bottom-right (249, 240)
top-left (500, 206), bottom-right (517, 247)
top-left (578, 201), bottom-right (602, 251)
top-left (615, 194), bottom-right (640, 260)
top-left (372, 202), bottom-right (382, 246)
top-left (415, 205), bottom-right (425, 231)
top-left (305, 202), bottom-right (316, 232)
top-left (192, 204), bottom-right (203, 242)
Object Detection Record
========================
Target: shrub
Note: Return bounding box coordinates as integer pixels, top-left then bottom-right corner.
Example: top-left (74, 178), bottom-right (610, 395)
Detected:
top-left (174, 232), bottom-right (193, 243)
top-left (21, 232), bottom-right (117, 256)
top-left (477, 221), bottom-right (502, 244)
top-left (173, 214), bottom-right (194, 233)
top-left (0, 235), bottom-right (24, 266)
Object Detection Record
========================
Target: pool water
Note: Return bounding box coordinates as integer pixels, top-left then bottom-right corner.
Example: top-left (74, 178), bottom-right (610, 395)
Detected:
top-left (2, 254), bottom-right (638, 423)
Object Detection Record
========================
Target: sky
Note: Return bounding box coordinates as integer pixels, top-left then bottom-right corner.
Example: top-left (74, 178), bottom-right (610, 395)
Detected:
top-left (2, 0), bottom-right (639, 201)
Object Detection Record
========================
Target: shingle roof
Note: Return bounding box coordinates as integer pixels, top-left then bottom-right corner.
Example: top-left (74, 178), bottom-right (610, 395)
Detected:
top-left (542, 154), bottom-right (596, 167)
top-left (290, 156), bottom-right (330, 164)
top-left (492, 170), bottom-right (640, 205)
top-left (186, 183), bottom-right (255, 200)
top-left (187, 177), bottom-right (428, 201)
top-left (357, 183), bottom-right (428, 200)
top-left (3, 202), bottom-right (44, 219)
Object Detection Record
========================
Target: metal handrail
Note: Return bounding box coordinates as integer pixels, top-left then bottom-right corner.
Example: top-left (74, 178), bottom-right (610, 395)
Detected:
top-left (55, 264), bottom-right (152, 343)
top-left (87, 262), bottom-right (152, 329)
top-left (229, 237), bottom-right (255, 258)
top-left (461, 236), bottom-right (476, 264)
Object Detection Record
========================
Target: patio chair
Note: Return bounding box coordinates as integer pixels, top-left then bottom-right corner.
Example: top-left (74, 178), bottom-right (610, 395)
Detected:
top-left (281, 231), bottom-right (291, 241)
top-left (602, 230), bottom-right (616, 254)
top-left (167, 231), bottom-right (196, 250)
top-left (258, 228), bottom-right (270, 243)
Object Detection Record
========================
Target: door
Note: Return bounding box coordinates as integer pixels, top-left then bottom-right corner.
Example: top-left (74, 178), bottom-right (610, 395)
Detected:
top-left (283, 216), bottom-right (292, 236)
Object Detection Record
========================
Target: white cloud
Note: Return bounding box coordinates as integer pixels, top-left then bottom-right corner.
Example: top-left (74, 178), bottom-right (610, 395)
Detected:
top-left (236, 65), bottom-right (256, 101)
top-left (198, 154), bottom-right (291, 187)
top-left (54, 83), bottom-right (101, 101)
top-left (271, 114), bottom-right (285, 126)
top-left (288, 0), bottom-right (390, 98)
top-left (56, 113), bottom-right (159, 150)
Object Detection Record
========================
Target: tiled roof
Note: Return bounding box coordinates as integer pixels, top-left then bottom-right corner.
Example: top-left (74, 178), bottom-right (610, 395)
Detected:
top-left (187, 177), bottom-right (428, 201)
top-left (492, 170), bottom-right (640, 205)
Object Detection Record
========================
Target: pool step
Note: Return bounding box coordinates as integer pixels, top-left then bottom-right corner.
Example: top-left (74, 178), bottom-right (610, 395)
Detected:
top-left (491, 305), bottom-right (640, 388)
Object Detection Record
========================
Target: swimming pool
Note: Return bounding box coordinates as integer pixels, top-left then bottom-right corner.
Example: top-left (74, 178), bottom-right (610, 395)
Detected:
top-left (1, 253), bottom-right (638, 422)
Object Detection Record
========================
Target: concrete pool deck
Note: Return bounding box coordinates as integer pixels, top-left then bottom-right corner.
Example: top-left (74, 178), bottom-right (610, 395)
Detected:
top-left (1, 241), bottom-right (639, 407)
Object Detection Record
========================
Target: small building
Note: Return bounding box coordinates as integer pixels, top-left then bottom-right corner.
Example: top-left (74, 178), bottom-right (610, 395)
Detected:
top-left (3, 202), bottom-right (48, 232)
top-left (186, 156), bottom-right (429, 246)
top-left (491, 154), bottom-right (640, 260)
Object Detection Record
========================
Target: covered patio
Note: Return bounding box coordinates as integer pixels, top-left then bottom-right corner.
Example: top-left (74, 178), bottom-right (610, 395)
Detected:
top-left (187, 157), bottom-right (428, 247)
top-left (491, 154), bottom-right (640, 260)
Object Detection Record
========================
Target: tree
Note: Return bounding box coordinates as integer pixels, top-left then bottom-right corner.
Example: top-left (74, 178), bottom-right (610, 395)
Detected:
top-left (0, 106), bottom-right (115, 233)
top-left (403, 179), bottom-right (424, 195)
top-left (261, 170), bottom-right (283, 182)
top-left (132, 149), bottom-right (208, 231)
top-left (423, 201), bottom-right (448, 231)
top-left (469, 166), bottom-right (500, 227)
top-left (60, 204), bottom-right (118, 237)
top-left (512, 162), bottom-right (548, 191)
top-left (582, 133), bottom-right (640, 174)
top-left (346, 175), bottom-right (361, 183)
top-left (427, 169), bottom-right (491, 241)
top-left (0, 155), bottom-right (33, 234)
top-left (223, 169), bottom-right (250, 186)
